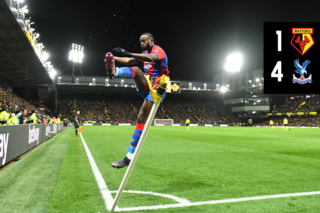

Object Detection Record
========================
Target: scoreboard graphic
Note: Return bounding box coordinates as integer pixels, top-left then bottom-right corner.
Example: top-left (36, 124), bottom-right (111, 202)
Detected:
top-left (264, 22), bottom-right (319, 94)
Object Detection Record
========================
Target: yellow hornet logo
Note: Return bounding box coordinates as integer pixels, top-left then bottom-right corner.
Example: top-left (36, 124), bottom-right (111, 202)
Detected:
top-left (290, 28), bottom-right (315, 55)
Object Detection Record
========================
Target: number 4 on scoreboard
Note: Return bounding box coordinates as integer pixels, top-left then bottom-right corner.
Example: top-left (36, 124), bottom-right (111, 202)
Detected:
top-left (271, 61), bottom-right (283, 82)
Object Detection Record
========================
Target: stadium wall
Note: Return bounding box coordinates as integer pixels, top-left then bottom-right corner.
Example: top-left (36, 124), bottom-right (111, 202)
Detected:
top-left (0, 123), bottom-right (64, 167)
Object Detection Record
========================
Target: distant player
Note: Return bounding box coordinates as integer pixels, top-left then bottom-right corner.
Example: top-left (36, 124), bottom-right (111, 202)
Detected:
top-left (185, 118), bottom-right (190, 130)
top-left (104, 33), bottom-right (170, 169)
top-left (269, 119), bottom-right (275, 129)
top-left (283, 118), bottom-right (288, 131)
top-left (74, 111), bottom-right (80, 137)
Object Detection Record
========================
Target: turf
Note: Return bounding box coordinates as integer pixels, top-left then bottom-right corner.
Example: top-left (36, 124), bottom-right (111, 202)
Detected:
top-left (0, 127), bottom-right (71, 213)
top-left (0, 126), bottom-right (320, 212)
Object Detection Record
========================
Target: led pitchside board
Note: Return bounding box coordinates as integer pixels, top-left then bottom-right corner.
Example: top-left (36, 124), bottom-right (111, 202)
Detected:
top-left (264, 22), bottom-right (320, 94)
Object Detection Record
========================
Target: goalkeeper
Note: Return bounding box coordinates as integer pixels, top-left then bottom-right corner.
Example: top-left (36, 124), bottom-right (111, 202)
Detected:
top-left (105, 33), bottom-right (170, 169)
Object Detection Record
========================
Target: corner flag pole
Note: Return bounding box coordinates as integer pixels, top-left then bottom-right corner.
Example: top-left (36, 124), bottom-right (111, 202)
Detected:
top-left (111, 75), bottom-right (169, 212)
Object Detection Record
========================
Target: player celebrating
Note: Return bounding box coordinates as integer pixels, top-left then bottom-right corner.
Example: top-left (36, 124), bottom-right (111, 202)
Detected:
top-left (269, 119), bottom-right (275, 129)
top-left (74, 111), bottom-right (81, 137)
top-left (283, 117), bottom-right (288, 131)
top-left (105, 33), bottom-right (170, 169)
top-left (185, 118), bottom-right (190, 130)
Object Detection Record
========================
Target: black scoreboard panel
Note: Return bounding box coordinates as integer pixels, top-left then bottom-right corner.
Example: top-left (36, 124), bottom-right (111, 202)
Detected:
top-left (264, 22), bottom-right (319, 94)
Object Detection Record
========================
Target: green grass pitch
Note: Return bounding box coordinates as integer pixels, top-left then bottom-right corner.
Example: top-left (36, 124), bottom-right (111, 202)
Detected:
top-left (0, 126), bottom-right (320, 212)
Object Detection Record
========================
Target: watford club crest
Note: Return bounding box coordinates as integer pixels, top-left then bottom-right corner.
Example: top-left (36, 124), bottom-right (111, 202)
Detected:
top-left (290, 28), bottom-right (315, 55)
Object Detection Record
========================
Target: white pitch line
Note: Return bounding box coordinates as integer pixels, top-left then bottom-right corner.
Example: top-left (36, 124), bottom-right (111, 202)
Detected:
top-left (115, 191), bottom-right (320, 212)
top-left (262, 135), bottom-right (320, 141)
top-left (80, 133), bottom-right (117, 211)
top-left (109, 190), bottom-right (191, 204)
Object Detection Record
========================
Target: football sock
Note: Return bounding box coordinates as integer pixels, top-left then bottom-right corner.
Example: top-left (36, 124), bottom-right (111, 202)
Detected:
top-left (116, 67), bottom-right (137, 78)
top-left (126, 123), bottom-right (145, 160)
top-left (76, 130), bottom-right (78, 135)
top-left (126, 152), bottom-right (133, 160)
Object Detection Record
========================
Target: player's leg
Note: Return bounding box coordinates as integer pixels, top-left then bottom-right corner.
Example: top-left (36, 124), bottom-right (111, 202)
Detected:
top-left (105, 52), bottom-right (146, 87)
top-left (111, 100), bottom-right (153, 169)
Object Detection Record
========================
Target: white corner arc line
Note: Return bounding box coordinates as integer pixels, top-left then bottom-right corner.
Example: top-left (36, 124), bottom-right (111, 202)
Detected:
top-left (109, 190), bottom-right (191, 204)
top-left (115, 191), bottom-right (320, 212)
top-left (80, 133), bottom-right (117, 211)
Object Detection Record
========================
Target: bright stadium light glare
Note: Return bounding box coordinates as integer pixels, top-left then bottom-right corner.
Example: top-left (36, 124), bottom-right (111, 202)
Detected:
top-left (42, 51), bottom-right (49, 61)
top-left (220, 86), bottom-right (227, 93)
top-left (224, 53), bottom-right (242, 72)
top-left (69, 43), bottom-right (84, 63)
top-left (249, 80), bottom-right (252, 83)
top-left (51, 69), bottom-right (56, 76)
top-left (256, 78), bottom-right (260, 82)
top-left (20, 5), bottom-right (28, 13)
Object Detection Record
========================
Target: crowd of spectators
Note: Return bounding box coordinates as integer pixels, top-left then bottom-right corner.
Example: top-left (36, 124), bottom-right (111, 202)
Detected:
top-left (5, 84), bottom-right (320, 127)
top-left (273, 97), bottom-right (320, 113)
top-left (0, 86), bottom-right (55, 125)
top-left (255, 116), bottom-right (320, 127)
top-left (58, 97), bottom-right (242, 125)
top-left (58, 98), bottom-right (137, 124)
top-left (253, 97), bottom-right (320, 127)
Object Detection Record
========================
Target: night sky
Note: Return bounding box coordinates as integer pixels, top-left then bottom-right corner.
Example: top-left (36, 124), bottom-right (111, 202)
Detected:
top-left (27, 0), bottom-right (320, 82)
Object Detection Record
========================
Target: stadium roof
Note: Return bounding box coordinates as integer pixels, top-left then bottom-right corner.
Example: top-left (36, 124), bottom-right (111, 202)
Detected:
top-left (0, 0), bottom-right (53, 87)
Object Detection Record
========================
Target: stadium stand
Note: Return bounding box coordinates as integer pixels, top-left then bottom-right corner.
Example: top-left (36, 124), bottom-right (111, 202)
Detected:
top-left (0, 86), bottom-right (53, 124)
top-left (273, 97), bottom-right (320, 113)
top-left (58, 97), bottom-right (243, 125)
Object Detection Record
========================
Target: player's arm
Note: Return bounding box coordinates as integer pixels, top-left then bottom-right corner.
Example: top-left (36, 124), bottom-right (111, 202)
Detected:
top-left (131, 53), bottom-right (158, 62)
top-left (114, 56), bottom-right (139, 65)
top-left (112, 47), bottom-right (159, 62)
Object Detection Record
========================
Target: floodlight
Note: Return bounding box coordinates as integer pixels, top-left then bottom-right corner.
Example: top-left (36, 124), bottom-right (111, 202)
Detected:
top-left (220, 86), bottom-right (227, 92)
top-left (34, 33), bottom-right (40, 39)
top-left (256, 78), bottom-right (260, 82)
top-left (249, 80), bottom-right (252, 83)
top-left (51, 69), bottom-right (56, 76)
top-left (69, 43), bottom-right (84, 63)
top-left (21, 5), bottom-right (28, 13)
top-left (41, 51), bottom-right (49, 61)
top-left (224, 53), bottom-right (243, 72)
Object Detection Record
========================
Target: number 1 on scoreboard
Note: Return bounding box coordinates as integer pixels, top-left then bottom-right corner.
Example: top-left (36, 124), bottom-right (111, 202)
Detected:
top-left (271, 31), bottom-right (283, 82)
